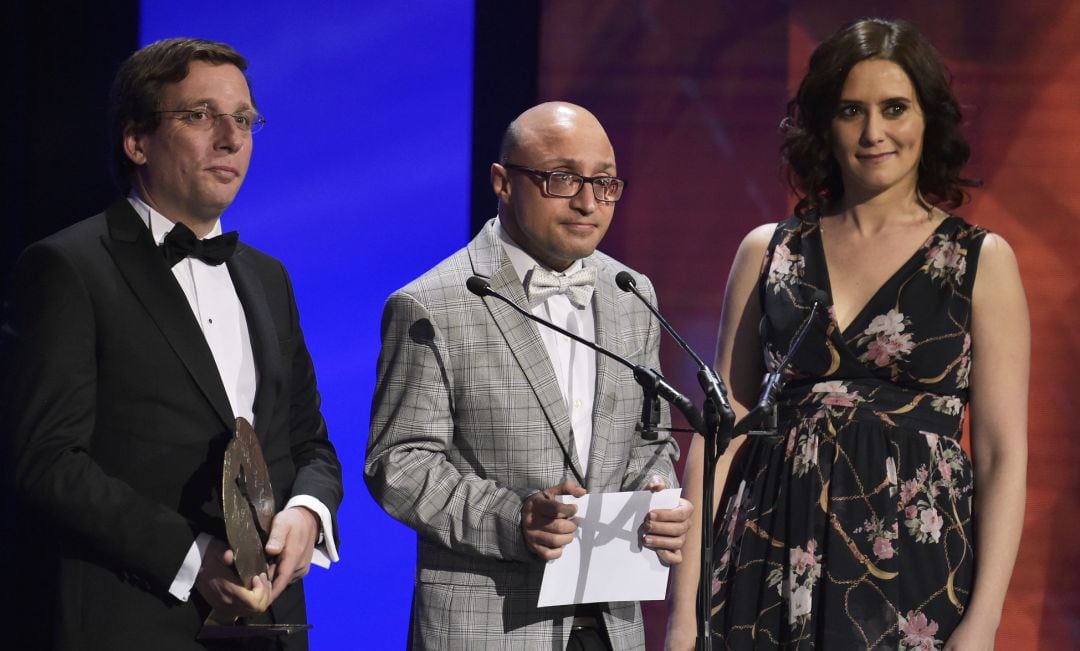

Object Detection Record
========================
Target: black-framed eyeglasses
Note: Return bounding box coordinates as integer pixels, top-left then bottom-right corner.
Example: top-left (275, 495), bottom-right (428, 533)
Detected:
top-left (154, 105), bottom-right (266, 134)
top-left (502, 163), bottom-right (626, 203)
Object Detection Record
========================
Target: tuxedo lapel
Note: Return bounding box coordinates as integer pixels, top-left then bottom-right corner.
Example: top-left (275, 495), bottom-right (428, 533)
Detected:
top-left (101, 199), bottom-right (235, 430)
top-left (468, 223), bottom-right (584, 483)
top-left (227, 246), bottom-right (281, 439)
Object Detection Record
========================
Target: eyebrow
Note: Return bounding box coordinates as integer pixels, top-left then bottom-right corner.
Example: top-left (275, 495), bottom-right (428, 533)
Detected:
top-left (182, 98), bottom-right (255, 112)
top-left (538, 157), bottom-right (617, 173)
top-left (837, 96), bottom-right (914, 105)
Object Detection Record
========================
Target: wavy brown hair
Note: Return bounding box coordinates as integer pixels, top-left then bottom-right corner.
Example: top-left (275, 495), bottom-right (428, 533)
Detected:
top-left (782, 18), bottom-right (980, 215)
top-left (109, 38), bottom-right (253, 191)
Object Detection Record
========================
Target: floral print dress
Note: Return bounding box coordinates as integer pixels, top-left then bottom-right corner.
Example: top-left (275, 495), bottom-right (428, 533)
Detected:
top-left (709, 214), bottom-right (987, 650)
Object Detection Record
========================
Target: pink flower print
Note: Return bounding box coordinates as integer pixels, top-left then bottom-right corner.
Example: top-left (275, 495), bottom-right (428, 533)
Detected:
top-left (788, 584), bottom-right (812, 625)
top-left (938, 458), bottom-right (952, 482)
top-left (961, 333), bottom-right (971, 354)
top-left (785, 426), bottom-right (798, 457)
top-left (919, 508), bottom-right (944, 543)
top-left (922, 432), bottom-right (940, 450)
top-left (768, 244), bottom-right (804, 292)
top-left (710, 572), bottom-right (725, 598)
top-left (930, 396), bottom-right (963, 416)
top-left (873, 536), bottom-right (896, 560)
top-left (905, 505), bottom-right (919, 520)
top-left (926, 236), bottom-right (967, 285)
top-left (790, 540), bottom-right (820, 579)
top-left (770, 244), bottom-right (794, 277)
top-left (790, 547), bottom-right (809, 576)
top-left (885, 457), bottom-right (898, 487)
top-left (812, 380), bottom-right (846, 394)
top-left (768, 243), bottom-right (803, 278)
top-left (899, 610), bottom-right (941, 650)
top-left (802, 434), bottom-right (819, 466)
top-left (822, 392), bottom-right (856, 407)
top-left (813, 380), bottom-right (858, 407)
top-left (927, 240), bottom-right (960, 271)
top-left (865, 309), bottom-right (907, 337)
top-left (864, 332), bottom-right (915, 367)
top-left (956, 356), bottom-right (971, 389)
top-left (900, 480), bottom-right (919, 505)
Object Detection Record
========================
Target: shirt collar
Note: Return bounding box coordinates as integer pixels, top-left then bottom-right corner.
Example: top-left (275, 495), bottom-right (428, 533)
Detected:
top-left (127, 192), bottom-right (223, 246)
top-left (494, 216), bottom-right (584, 287)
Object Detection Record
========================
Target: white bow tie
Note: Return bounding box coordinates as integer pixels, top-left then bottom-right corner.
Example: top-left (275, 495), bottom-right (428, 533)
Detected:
top-left (526, 265), bottom-right (597, 309)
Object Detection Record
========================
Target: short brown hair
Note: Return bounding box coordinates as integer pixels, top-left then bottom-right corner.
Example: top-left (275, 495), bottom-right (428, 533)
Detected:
top-left (109, 38), bottom-right (253, 190)
top-left (781, 18), bottom-right (980, 215)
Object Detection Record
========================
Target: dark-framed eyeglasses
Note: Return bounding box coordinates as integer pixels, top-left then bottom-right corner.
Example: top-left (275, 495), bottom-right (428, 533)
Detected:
top-left (502, 163), bottom-right (626, 203)
top-left (154, 105), bottom-right (266, 134)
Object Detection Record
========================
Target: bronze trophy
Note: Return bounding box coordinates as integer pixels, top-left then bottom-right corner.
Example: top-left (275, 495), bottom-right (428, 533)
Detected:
top-left (198, 417), bottom-right (312, 639)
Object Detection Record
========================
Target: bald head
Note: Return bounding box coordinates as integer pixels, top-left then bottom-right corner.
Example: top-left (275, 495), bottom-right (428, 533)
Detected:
top-left (498, 102), bottom-right (613, 165)
top-left (490, 101), bottom-right (618, 271)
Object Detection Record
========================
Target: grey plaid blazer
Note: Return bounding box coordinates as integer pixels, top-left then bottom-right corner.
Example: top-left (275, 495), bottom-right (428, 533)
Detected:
top-left (366, 219), bottom-right (680, 650)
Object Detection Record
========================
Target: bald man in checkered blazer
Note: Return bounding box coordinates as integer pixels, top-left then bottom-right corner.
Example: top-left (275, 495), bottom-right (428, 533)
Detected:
top-left (366, 102), bottom-right (691, 650)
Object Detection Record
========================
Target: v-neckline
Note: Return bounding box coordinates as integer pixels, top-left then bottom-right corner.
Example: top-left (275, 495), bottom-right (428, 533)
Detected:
top-left (814, 214), bottom-right (955, 338)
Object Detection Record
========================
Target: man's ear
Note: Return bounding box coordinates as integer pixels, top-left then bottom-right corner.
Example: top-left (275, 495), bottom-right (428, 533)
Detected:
top-left (123, 126), bottom-right (147, 166)
top-left (490, 162), bottom-right (511, 201)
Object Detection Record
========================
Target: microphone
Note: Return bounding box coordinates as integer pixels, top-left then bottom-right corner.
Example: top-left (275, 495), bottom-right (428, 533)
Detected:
top-left (613, 273), bottom-right (737, 651)
top-left (735, 289), bottom-right (830, 435)
top-left (615, 271), bottom-right (736, 441)
top-left (466, 276), bottom-right (705, 436)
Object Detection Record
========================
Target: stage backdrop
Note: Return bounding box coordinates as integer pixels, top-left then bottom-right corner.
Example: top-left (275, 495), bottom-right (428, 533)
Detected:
top-left (537, 1), bottom-right (1079, 649)
top-left (141, 2), bottom-right (475, 648)
top-left (141, 1), bottom-right (1077, 649)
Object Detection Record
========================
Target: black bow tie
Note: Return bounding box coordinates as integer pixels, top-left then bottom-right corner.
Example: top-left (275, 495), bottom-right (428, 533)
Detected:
top-left (160, 222), bottom-right (238, 267)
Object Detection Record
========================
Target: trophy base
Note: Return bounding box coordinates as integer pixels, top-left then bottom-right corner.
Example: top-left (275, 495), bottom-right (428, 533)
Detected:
top-left (198, 623), bottom-right (312, 639)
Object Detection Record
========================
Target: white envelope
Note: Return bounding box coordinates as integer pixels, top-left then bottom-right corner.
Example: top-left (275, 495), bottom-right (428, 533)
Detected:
top-left (537, 488), bottom-right (681, 607)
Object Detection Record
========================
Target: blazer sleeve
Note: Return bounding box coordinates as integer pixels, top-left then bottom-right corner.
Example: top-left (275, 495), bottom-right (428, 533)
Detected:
top-left (8, 242), bottom-right (198, 594)
top-left (364, 290), bottom-right (536, 563)
top-left (620, 275), bottom-right (681, 492)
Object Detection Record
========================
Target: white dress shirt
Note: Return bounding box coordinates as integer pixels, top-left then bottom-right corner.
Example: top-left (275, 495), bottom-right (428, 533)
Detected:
top-left (127, 195), bottom-right (337, 602)
top-left (495, 218), bottom-right (597, 476)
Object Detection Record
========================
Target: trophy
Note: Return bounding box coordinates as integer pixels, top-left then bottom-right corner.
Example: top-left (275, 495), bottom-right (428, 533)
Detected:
top-left (198, 417), bottom-right (312, 639)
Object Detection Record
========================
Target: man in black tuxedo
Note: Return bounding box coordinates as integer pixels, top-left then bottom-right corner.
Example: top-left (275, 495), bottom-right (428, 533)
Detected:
top-left (7, 38), bottom-right (343, 650)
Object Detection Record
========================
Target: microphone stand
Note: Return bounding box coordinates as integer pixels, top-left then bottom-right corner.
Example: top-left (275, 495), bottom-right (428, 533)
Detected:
top-left (732, 297), bottom-right (824, 437)
top-left (614, 272), bottom-right (734, 651)
top-left (616, 272), bottom-right (828, 650)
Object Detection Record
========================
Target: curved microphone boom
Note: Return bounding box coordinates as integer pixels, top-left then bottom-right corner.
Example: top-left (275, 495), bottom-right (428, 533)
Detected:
top-left (735, 289), bottom-right (830, 435)
top-left (615, 271), bottom-right (736, 439)
top-left (466, 276), bottom-right (705, 436)
top-left (615, 269), bottom-right (738, 651)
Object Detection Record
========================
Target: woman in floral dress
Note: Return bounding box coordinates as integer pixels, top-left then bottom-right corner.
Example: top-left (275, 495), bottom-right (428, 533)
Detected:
top-left (667, 18), bottom-right (1029, 650)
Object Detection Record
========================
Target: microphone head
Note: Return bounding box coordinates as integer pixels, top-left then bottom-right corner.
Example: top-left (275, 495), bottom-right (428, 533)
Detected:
top-left (615, 270), bottom-right (637, 292)
top-left (466, 276), bottom-right (492, 297)
top-left (809, 289), bottom-right (831, 308)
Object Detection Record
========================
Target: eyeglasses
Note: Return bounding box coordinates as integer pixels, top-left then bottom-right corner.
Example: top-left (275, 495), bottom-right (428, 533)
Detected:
top-left (154, 105), bottom-right (266, 134)
top-left (502, 163), bottom-right (626, 203)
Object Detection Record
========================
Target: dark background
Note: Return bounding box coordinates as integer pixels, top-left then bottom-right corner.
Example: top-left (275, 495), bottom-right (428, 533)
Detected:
top-left (3, 1), bottom-right (1076, 648)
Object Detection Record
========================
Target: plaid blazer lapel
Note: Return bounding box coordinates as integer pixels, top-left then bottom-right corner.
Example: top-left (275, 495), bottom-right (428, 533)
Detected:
top-left (468, 223), bottom-right (585, 483)
top-left (587, 261), bottom-right (624, 490)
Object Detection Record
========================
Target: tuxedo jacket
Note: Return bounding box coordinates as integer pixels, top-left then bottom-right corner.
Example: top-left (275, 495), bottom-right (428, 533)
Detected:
top-left (8, 199), bottom-right (343, 651)
top-left (365, 219), bottom-right (680, 650)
